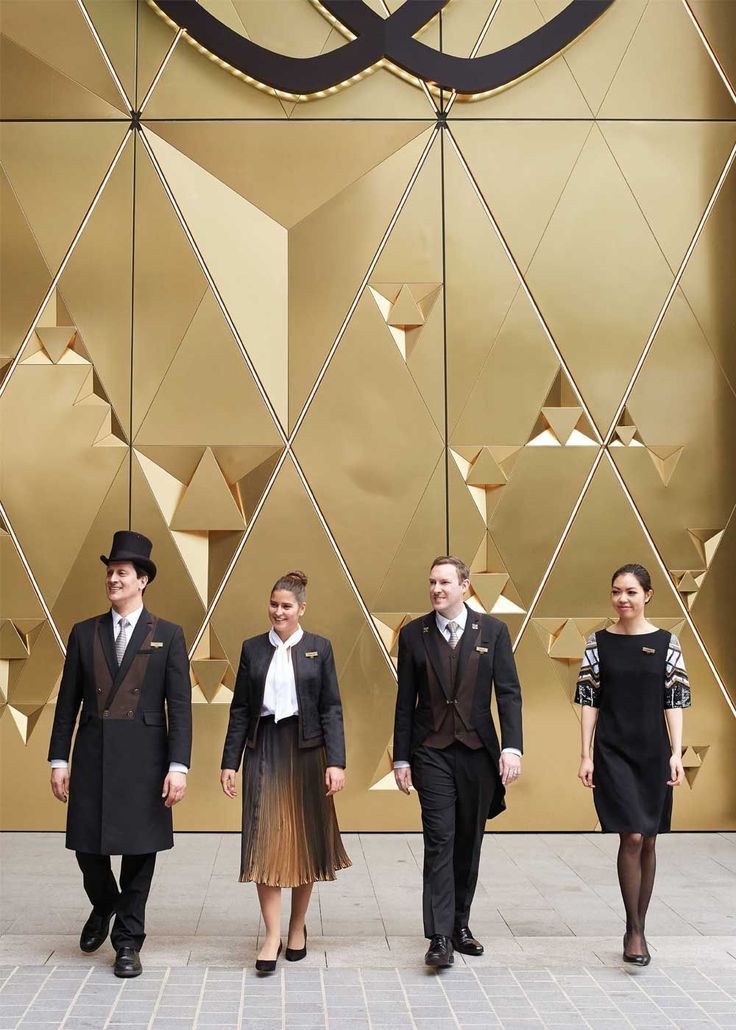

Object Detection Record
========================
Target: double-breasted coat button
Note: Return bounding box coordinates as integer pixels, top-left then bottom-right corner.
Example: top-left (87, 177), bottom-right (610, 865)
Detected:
top-left (132, 688), bottom-right (139, 695)
top-left (96, 687), bottom-right (102, 694)
top-left (127, 711), bottom-right (134, 718)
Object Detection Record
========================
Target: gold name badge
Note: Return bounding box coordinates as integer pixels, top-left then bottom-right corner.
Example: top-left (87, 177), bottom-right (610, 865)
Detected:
top-left (642, 646), bottom-right (656, 654)
top-left (150, 642), bottom-right (164, 648)
top-left (476, 646), bottom-right (488, 654)
top-left (305, 651), bottom-right (319, 658)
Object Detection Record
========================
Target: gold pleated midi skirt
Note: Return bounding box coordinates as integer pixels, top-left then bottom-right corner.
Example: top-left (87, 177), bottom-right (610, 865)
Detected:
top-left (240, 715), bottom-right (351, 887)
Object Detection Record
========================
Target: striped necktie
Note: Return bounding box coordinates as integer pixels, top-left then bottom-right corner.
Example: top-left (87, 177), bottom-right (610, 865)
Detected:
top-left (115, 617), bottom-right (130, 666)
top-left (447, 620), bottom-right (460, 649)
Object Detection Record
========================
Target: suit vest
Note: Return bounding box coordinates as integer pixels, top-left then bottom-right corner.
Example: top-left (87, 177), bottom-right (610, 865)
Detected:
top-left (424, 627), bottom-right (483, 750)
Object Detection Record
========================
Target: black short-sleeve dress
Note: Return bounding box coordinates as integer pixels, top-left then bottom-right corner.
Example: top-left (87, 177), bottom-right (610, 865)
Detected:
top-left (575, 629), bottom-right (690, 835)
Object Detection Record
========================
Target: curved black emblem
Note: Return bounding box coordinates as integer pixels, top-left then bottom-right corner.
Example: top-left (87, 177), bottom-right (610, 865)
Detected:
top-left (153, 0), bottom-right (615, 98)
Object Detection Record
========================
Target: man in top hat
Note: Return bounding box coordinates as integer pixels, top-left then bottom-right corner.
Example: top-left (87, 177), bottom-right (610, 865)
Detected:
top-left (48, 531), bottom-right (192, 978)
top-left (393, 556), bottom-right (523, 967)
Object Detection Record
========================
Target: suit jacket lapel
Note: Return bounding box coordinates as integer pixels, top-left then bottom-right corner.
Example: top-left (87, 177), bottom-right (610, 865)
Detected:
top-left (114, 608), bottom-right (153, 689)
top-left (456, 603), bottom-right (481, 690)
top-left (422, 614), bottom-right (453, 701)
top-left (252, 633), bottom-right (275, 709)
top-left (98, 612), bottom-right (117, 681)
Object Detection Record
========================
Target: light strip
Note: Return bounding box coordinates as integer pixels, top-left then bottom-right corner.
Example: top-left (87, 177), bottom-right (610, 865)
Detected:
top-left (444, 0), bottom-right (504, 115)
top-left (76, 0), bottom-right (133, 112)
top-left (445, 127), bottom-right (603, 441)
top-left (139, 28), bottom-right (184, 113)
top-left (0, 131), bottom-right (132, 402)
top-left (681, 0), bottom-right (736, 106)
top-left (289, 127), bottom-right (439, 443)
top-left (0, 501), bottom-right (66, 655)
top-left (185, 448), bottom-right (290, 657)
top-left (290, 455), bottom-right (397, 678)
top-left (605, 452), bottom-right (736, 718)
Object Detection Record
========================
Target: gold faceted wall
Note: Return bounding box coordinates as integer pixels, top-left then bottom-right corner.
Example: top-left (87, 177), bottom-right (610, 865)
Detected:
top-left (1, 0), bottom-right (735, 832)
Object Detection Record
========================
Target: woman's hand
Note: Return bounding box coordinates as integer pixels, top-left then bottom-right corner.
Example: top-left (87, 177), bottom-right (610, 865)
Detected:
top-left (325, 766), bottom-right (345, 797)
top-left (221, 769), bottom-right (237, 798)
top-left (578, 756), bottom-right (595, 788)
top-left (668, 753), bottom-right (685, 786)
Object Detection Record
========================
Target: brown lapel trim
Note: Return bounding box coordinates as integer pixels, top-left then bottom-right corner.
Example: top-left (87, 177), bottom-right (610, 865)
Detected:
top-left (103, 610), bottom-right (158, 711)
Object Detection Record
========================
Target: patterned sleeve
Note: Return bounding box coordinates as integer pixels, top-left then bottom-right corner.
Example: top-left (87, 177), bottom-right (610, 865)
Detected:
top-left (664, 633), bottom-right (691, 709)
top-left (574, 633), bottom-right (601, 707)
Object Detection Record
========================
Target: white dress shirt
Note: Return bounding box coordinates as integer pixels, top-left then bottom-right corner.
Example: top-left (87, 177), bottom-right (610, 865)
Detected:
top-left (261, 626), bottom-right (303, 721)
top-left (51, 605), bottom-right (188, 774)
top-left (394, 608), bottom-right (521, 768)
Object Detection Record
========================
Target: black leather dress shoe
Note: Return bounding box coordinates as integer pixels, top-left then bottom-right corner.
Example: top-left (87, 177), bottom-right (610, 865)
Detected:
top-left (80, 910), bottom-right (113, 954)
top-left (255, 941), bottom-right (282, 974)
top-left (114, 946), bottom-right (142, 978)
top-left (285, 925), bottom-right (307, 962)
top-left (622, 934), bottom-right (651, 966)
top-left (452, 926), bottom-right (484, 956)
top-left (425, 934), bottom-right (454, 968)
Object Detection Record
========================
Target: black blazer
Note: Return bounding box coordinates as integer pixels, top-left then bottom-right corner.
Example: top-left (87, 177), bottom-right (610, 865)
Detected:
top-left (221, 630), bottom-right (346, 770)
top-left (394, 606), bottom-right (523, 766)
top-left (48, 609), bottom-right (191, 855)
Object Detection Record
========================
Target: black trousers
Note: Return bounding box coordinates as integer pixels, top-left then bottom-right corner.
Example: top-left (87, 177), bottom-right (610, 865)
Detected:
top-left (411, 742), bottom-right (495, 938)
top-left (76, 852), bottom-right (156, 951)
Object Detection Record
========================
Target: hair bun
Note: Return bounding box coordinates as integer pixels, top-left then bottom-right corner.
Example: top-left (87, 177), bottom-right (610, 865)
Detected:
top-left (285, 570), bottom-right (308, 587)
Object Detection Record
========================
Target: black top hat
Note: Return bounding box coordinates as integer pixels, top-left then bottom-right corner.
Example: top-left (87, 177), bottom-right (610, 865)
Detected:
top-left (100, 531), bottom-right (157, 583)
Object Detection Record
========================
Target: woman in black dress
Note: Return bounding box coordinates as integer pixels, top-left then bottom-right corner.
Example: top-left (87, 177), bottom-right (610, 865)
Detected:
top-left (575, 563), bottom-right (690, 965)
top-left (220, 571), bottom-right (351, 972)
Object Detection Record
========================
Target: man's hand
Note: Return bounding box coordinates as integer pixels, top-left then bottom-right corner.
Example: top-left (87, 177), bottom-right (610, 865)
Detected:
top-left (325, 767), bottom-right (345, 797)
top-left (394, 766), bottom-right (413, 795)
top-left (499, 752), bottom-right (521, 786)
top-left (51, 768), bottom-right (69, 803)
top-left (162, 771), bottom-right (187, 808)
top-left (221, 769), bottom-right (237, 798)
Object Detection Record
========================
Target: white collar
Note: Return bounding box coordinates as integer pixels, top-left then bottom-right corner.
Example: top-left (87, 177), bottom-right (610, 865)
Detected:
top-left (268, 625), bottom-right (304, 650)
top-left (111, 605), bottom-right (144, 630)
top-left (436, 605), bottom-right (467, 633)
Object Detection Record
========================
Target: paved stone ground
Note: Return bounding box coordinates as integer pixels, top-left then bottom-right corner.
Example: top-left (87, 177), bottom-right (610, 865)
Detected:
top-left (1, 964), bottom-right (735, 1030)
top-left (1, 832), bottom-right (735, 1028)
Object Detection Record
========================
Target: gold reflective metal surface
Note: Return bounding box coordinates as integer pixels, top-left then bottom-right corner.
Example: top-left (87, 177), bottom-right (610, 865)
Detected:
top-left (1, 0), bottom-right (734, 830)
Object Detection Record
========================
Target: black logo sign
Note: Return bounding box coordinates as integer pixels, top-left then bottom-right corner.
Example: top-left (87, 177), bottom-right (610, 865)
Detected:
top-left (153, 0), bottom-right (614, 99)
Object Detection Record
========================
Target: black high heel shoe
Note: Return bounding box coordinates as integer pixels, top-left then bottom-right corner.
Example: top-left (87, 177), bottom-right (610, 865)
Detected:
top-left (285, 925), bottom-right (307, 962)
top-left (255, 941), bottom-right (282, 974)
top-left (622, 933), bottom-right (650, 966)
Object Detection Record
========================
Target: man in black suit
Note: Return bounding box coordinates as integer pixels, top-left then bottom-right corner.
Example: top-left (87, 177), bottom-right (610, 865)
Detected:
top-left (393, 556), bottom-right (523, 967)
top-left (48, 531), bottom-right (192, 978)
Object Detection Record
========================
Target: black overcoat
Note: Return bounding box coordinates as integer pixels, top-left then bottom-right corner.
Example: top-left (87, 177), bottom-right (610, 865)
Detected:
top-left (48, 609), bottom-right (192, 855)
top-left (393, 606), bottom-right (523, 819)
top-left (221, 631), bottom-right (346, 770)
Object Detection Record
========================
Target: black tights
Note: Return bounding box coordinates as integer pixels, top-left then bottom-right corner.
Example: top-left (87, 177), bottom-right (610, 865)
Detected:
top-left (617, 833), bottom-right (656, 953)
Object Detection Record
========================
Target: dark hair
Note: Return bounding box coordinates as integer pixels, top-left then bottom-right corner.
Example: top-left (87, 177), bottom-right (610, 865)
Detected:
top-left (133, 563), bottom-right (149, 594)
top-left (430, 555), bottom-right (470, 584)
top-left (271, 570), bottom-right (308, 604)
top-left (611, 563), bottom-right (652, 595)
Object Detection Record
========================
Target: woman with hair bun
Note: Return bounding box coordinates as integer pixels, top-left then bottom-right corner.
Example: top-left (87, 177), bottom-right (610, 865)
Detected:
top-left (220, 571), bottom-right (351, 973)
top-left (575, 563), bottom-right (690, 967)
